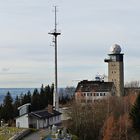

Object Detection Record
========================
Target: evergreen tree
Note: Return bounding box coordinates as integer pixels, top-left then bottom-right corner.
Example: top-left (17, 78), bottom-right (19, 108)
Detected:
top-left (50, 84), bottom-right (54, 105)
top-left (31, 88), bottom-right (40, 111)
top-left (3, 92), bottom-right (14, 121)
top-left (130, 93), bottom-right (140, 132)
top-left (26, 90), bottom-right (31, 103)
top-left (0, 104), bottom-right (5, 120)
top-left (13, 95), bottom-right (21, 117)
top-left (22, 91), bottom-right (31, 105)
top-left (20, 93), bottom-right (24, 105)
top-left (22, 94), bottom-right (28, 105)
top-left (39, 84), bottom-right (46, 109)
top-left (44, 85), bottom-right (50, 106)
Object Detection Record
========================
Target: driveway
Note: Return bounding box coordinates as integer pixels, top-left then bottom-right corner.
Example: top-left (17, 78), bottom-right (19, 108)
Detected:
top-left (22, 129), bottom-right (49, 140)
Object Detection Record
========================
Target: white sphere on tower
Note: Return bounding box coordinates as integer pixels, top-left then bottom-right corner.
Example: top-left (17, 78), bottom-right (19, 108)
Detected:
top-left (110, 44), bottom-right (121, 54)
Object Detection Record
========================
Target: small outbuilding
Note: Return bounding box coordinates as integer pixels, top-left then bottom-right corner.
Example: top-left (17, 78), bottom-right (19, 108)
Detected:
top-left (16, 104), bottom-right (62, 129)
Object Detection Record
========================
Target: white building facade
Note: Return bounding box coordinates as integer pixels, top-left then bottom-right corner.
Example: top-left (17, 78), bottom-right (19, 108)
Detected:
top-left (75, 80), bottom-right (116, 103)
top-left (16, 104), bottom-right (62, 129)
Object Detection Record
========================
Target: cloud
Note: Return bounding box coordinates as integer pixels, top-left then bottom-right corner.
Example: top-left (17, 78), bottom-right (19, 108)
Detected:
top-left (1, 68), bottom-right (10, 72)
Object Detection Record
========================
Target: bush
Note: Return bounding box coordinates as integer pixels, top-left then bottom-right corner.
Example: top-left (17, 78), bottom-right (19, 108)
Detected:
top-left (72, 135), bottom-right (79, 140)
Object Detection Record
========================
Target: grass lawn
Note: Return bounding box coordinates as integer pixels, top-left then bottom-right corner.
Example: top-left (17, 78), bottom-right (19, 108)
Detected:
top-left (0, 127), bottom-right (25, 140)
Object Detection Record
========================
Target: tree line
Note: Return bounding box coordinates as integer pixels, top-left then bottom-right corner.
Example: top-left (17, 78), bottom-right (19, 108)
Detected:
top-left (0, 84), bottom-right (54, 123)
top-left (0, 85), bottom-right (75, 124)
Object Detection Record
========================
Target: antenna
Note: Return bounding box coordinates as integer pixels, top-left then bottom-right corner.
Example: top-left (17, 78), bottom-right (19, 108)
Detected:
top-left (49, 6), bottom-right (61, 111)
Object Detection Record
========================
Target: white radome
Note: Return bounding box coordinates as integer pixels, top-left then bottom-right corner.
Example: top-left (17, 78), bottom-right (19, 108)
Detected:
top-left (110, 44), bottom-right (121, 54)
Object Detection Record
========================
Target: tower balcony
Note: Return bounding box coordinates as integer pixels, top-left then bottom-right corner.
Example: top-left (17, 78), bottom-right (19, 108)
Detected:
top-left (104, 58), bottom-right (111, 62)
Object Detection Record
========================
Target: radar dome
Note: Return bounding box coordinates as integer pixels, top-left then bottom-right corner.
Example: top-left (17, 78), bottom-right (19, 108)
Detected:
top-left (110, 44), bottom-right (121, 54)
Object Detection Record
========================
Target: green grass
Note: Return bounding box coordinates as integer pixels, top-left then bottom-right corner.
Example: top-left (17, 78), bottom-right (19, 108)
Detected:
top-left (0, 127), bottom-right (25, 140)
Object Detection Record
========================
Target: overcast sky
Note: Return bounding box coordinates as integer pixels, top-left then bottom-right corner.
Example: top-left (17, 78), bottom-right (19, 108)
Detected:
top-left (0, 0), bottom-right (139, 88)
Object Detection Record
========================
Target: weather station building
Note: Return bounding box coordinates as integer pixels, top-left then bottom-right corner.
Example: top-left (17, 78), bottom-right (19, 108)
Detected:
top-left (75, 43), bottom-right (125, 103)
top-left (104, 44), bottom-right (124, 96)
top-left (75, 76), bottom-right (116, 103)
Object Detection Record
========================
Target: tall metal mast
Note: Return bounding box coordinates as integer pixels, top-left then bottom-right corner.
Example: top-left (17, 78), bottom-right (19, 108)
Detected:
top-left (49, 6), bottom-right (61, 111)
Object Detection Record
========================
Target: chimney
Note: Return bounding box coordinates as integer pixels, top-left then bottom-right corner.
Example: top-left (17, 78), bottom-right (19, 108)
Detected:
top-left (48, 104), bottom-right (53, 114)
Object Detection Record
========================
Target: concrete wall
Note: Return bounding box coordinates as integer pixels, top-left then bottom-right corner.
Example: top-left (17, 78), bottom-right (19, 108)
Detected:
top-left (16, 114), bottom-right (29, 128)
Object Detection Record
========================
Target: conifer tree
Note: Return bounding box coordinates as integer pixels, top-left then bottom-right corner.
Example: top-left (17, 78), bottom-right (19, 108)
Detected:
top-left (44, 85), bottom-right (50, 105)
top-left (26, 91), bottom-right (31, 103)
top-left (13, 95), bottom-right (21, 117)
top-left (50, 84), bottom-right (54, 105)
top-left (39, 84), bottom-right (46, 109)
top-left (3, 92), bottom-right (14, 121)
top-left (31, 88), bottom-right (40, 111)
top-left (129, 93), bottom-right (140, 132)
top-left (0, 104), bottom-right (5, 120)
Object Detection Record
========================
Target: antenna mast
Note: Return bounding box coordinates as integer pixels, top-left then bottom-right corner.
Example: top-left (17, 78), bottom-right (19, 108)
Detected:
top-left (49, 6), bottom-right (61, 111)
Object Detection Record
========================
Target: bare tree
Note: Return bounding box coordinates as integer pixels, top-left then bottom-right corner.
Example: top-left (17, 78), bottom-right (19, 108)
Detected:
top-left (125, 81), bottom-right (140, 95)
top-left (125, 81), bottom-right (140, 88)
top-left (67, 100), bottom-right (108, 140)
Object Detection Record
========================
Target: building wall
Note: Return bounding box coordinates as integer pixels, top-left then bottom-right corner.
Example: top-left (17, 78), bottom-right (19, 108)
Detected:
top-left (28, 117), bottom-right (48, 129)
top-left (37, 119), bottom-right (47, 129)
top-left (75, 91), bottom-right (111, 103)
top-left (28, 115), bottom-right (61, 129)
top-left (49, 115), bottom-right (61, 126)
top-left (108, 61), bottom-right (124, 96)
top-left (16, 114), bottom-right (29, 128)
top-left (16, 115), bottom-right (61, 129)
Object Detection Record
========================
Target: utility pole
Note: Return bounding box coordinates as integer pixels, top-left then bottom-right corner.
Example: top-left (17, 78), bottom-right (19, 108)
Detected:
top-left (49, 6), bottom-right (61, 111)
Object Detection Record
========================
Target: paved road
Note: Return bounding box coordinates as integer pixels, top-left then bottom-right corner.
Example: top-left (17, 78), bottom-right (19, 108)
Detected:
top-left (22, 129), bottom-right (49, 140)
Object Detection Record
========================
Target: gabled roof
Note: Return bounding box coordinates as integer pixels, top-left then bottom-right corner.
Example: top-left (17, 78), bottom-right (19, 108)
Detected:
top-left (29, 110), bottom-right (62, 119)
top-left (75, 80), bottom-right (114, 92)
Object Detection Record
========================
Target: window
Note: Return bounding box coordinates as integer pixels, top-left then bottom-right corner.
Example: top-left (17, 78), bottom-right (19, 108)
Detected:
top-left (84, 93), bottom-right (86, 96)
top-left (100, 93), bottom-right (102, 96)
top-left (90, 93), bottom-right (92, 96)
top-left (104, 93), bottom-right (106, 96)
top-left (97, 93), bottom-right (99, 96)
top-left (87, 93), bottom-right (89, 96)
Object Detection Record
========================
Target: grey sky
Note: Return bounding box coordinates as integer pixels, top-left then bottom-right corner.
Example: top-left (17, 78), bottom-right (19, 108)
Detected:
top-left (0, 0), bottom-right (139, 87)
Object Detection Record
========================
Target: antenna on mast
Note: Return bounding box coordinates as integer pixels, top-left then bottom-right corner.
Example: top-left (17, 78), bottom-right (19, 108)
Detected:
top-left (49, 6), bottom-right (61, 111)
